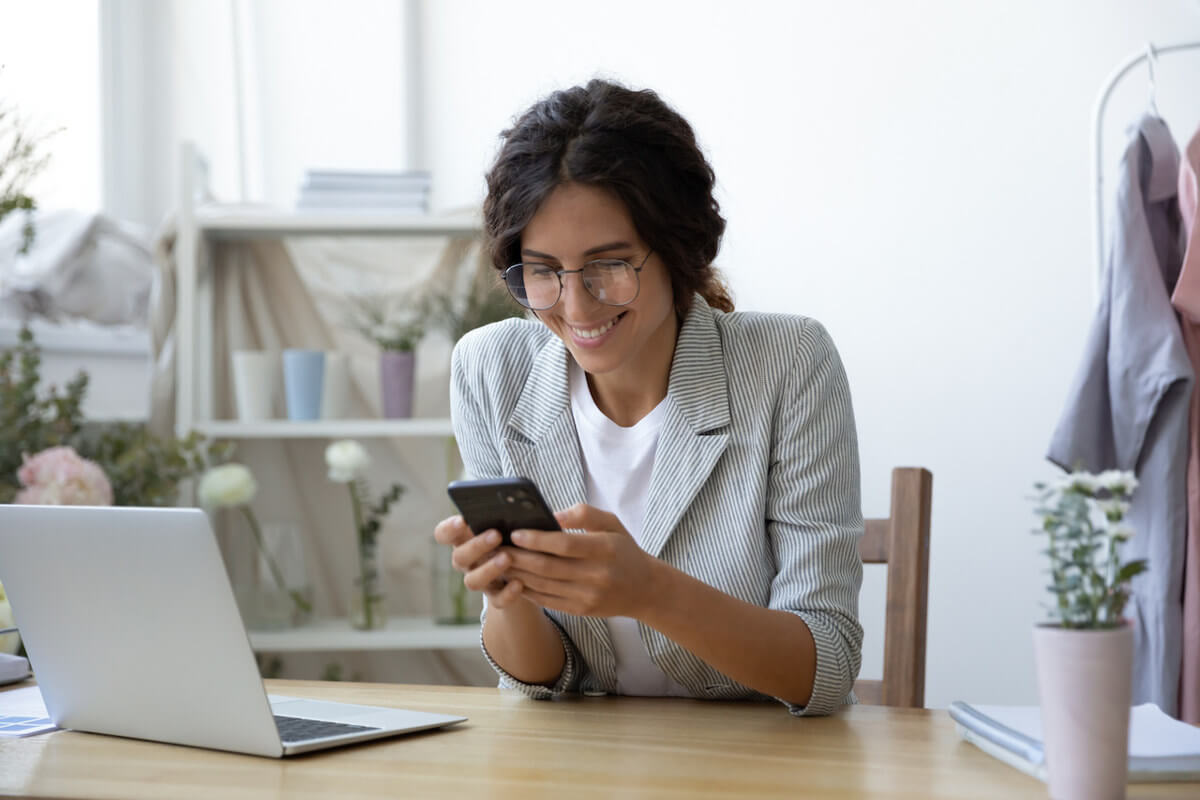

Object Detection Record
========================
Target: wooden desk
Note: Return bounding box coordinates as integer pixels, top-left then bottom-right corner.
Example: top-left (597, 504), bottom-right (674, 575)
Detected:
top-left (0, 680), bottom-right (1194, 799)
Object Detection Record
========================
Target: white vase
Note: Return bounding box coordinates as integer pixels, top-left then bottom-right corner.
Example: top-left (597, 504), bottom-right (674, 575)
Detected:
top-left (231, 350), bottom-right (278, 420)
top-left (1032, 623), bottom-right (1133, 800)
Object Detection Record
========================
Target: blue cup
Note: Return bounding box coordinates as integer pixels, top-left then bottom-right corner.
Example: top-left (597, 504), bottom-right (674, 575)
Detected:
top-left (282, 349), bottom-right (325, 421)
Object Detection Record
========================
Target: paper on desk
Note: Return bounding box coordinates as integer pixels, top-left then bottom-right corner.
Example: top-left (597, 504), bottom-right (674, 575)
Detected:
top-left (0, 685), bottom-right (57, 737)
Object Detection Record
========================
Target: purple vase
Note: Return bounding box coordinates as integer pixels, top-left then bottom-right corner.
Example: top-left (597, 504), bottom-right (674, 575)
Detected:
top-left (380, 350), bottom-right (415, 418)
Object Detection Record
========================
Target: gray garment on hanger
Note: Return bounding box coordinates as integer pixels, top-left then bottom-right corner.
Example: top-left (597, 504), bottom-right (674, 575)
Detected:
top-left (1048, 115), bottom-right (1192, 716)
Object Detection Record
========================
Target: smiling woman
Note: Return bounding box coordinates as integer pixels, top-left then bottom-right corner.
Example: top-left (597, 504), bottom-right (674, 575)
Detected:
top-left (433, 79), bottom-right (865, 716)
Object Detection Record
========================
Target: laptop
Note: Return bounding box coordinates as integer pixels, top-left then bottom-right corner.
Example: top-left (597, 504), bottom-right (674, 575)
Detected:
top-left (0, 504), bottom-right (466, 757)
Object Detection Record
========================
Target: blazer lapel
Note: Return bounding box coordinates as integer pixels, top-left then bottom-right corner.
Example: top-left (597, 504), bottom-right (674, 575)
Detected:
top-left (501, 337), bottom-right (587, 514)
top-left (500, 336), bottom-right (614, 678)
top-left (640, 297), bottom-right (731, 559)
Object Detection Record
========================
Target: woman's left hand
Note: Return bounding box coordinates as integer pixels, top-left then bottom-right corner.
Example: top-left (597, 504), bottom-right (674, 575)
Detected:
top-left (501, 503), bottom-right (659, 618)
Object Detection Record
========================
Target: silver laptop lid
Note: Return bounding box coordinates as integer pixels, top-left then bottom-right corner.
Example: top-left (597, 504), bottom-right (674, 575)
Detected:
top-left (0, 505), bottom-right (285, 757)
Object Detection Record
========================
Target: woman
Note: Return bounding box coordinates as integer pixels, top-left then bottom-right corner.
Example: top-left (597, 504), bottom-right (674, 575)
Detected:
top-left (434, 79), bottom-right (863, 716)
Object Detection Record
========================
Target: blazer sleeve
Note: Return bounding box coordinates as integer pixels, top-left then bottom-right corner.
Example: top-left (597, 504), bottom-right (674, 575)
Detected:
top-left (449, 332), bottom-right (583, 698)
top-left (765, 319), bottom-right (865, 716)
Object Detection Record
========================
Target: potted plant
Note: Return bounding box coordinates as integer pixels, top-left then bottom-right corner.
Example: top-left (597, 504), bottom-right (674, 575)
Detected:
top-left (347, 294), bottom-right (426, 418)
top-left (1, 82), bottom-right (57, 253)
top-left (1031, 469), bottom-right (1147, 800)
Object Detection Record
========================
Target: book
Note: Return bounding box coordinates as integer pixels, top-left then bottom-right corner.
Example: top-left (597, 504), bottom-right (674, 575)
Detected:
top-left (949, 701), bottom-right (1200, 783)
top-left (0, 685), bottom-right (56, 738)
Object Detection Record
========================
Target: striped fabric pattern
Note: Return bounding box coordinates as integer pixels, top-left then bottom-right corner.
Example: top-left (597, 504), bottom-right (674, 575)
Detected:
top-left (450, 294), bottom-right (864, 716)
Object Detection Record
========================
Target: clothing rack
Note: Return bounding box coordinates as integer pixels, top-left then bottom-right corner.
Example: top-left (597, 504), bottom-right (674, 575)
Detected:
top-left (1093, 41), bottom-right (1200, 285)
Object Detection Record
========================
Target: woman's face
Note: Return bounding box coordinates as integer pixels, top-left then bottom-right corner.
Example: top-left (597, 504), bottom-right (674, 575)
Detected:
top-left (519, 182), bottom-right (676, 382)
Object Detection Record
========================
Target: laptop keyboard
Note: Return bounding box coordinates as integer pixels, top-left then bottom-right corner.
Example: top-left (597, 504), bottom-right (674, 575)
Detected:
top-left (273, 714), bottom-right (381, 743)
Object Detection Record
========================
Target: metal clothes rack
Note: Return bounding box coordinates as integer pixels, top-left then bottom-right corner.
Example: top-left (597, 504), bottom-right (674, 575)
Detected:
top-left (1092, 41), bottom-right (1200, 285)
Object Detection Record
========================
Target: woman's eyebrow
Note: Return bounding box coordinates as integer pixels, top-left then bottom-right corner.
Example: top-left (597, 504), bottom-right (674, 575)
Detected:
top-left (521, 241), bottom-right (634, 260)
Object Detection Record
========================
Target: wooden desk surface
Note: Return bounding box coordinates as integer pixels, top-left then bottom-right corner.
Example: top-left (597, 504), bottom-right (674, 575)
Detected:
top-left (0, 680), bottom-right (1193, 799)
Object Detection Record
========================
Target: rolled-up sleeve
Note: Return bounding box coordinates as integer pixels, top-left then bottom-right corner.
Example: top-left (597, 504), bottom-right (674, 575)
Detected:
top-left (764, 320), bottom-right (864, 716)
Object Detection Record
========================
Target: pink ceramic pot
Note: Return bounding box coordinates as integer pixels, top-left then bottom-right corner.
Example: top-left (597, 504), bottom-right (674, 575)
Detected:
top-left (1032, 623), bottom-right (1133, 800)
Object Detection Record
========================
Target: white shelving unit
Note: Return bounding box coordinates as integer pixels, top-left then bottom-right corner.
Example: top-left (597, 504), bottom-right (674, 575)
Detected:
top-left (247, 618), bottom-right (480, 653)
top-left (176, 143), bottom-right (482, 652)
top-left (195, 418), bottom-right (455, 439)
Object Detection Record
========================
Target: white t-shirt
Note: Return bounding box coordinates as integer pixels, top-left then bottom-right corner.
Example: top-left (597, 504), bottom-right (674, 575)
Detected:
top-left (568, 360), bottom-right (691, 697)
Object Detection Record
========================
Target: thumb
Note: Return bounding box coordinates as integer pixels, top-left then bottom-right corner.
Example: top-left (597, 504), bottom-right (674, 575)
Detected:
top-left (555, 503), bottom-right (629, 535)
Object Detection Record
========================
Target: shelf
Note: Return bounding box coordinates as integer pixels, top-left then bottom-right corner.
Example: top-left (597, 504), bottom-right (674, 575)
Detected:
top-left (194, 418), bottom-right (455, 439)
top-left (246, 617), bottom-right (480, 652)
top-left (194, 205), bottom-right (482, 239)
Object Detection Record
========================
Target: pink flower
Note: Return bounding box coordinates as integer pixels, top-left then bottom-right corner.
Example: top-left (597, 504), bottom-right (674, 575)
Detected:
top-left (14, 446), bottom-right (113, 506)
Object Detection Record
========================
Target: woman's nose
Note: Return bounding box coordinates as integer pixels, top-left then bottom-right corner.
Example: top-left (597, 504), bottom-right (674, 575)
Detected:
top-left (558, 271), bottom-right (597, 316)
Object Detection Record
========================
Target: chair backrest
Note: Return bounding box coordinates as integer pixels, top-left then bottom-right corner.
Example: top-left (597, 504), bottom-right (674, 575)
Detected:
top-left (854, 467), bottom-right (933, 708)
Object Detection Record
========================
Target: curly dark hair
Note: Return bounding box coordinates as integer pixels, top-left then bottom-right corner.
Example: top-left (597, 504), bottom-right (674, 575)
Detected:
top-left (482, 79), bottom-right (733, 317)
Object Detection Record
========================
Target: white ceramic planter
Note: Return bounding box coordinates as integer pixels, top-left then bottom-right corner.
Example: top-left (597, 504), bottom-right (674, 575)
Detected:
top-left (231, 350), bottom-right (277, 420)
top-left (1032, 623), bottom-right (1133, 800)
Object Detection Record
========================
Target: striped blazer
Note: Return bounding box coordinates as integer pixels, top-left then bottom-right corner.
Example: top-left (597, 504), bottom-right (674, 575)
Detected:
top-left (449, 295), bottom-right (864, 716)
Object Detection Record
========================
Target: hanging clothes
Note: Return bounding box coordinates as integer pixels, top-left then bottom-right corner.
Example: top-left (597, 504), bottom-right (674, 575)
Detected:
top-left (1047, 115), bottom-right (1192, 718)
top-left (1172, 125), bottom-right (1200, 725)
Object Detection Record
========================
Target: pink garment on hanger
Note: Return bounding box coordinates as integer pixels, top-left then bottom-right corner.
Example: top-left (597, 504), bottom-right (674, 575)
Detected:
top-left (1173, 129), bottom-right (1200, 726)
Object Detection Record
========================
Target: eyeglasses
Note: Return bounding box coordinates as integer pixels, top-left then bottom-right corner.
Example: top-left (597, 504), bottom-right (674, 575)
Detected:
top-left (503, 251), bottom-right (652, 310)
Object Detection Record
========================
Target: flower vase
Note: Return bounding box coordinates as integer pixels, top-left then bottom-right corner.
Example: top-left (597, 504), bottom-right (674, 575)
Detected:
top-left (380, 350), bottom-right (415, 419)
top-left (351, 536), bottom-right (387, 631)
top-left (1032, 623), bottom-right (1133, 800)
top-left (235, 520), bottom-right (313, 630)
top-left (432, 539), bottom-right (482, 625)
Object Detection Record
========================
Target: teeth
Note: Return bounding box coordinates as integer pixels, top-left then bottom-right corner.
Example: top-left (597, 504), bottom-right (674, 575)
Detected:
top-left (571, 315), bottom-right (620, 339)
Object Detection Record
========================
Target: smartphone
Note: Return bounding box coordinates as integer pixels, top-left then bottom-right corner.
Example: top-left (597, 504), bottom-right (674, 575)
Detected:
top-left (447, 477), bottom-right (561, 546)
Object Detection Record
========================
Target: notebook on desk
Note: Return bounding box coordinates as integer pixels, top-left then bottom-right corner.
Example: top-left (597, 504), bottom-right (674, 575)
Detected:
top-left (0, 505), bottom-right (466, 757)
top-left (949, 700), bottom-right (1200, 782)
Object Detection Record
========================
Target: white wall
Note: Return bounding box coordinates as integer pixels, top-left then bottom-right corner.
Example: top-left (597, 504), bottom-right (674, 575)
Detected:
top-left (419, 0), bottom-right (1200, 708)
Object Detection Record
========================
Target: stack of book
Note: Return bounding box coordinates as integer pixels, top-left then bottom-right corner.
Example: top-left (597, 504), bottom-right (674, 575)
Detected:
top-left (296, 168), bottom-right (431, 213)
top-left (949, 700), bottom-right (1200, 782)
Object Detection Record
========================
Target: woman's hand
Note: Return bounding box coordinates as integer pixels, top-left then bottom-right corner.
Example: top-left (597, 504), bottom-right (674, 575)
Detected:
top-left (432, 515), bottom-right (531, 611)
top-left (501, 503), bottom-right (659, 618)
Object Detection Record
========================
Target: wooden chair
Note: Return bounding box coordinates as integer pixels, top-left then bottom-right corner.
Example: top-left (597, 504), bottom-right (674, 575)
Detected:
top-left (853, 467), bottom-right (933, 708)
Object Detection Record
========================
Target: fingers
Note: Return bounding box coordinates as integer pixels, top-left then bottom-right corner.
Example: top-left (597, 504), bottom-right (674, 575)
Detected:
top-left (486, 577), bottom-right (526, 609)
top-left (433, 515), bottom-right (473, 546)
top-left (554, 503), bottom-right (627, 535)
top-left (463, 546), bottom-right (511, 592)
top-left (451, 529), bottom-right (503, 572)
top-left (510, 528), bottom-right (587, 557)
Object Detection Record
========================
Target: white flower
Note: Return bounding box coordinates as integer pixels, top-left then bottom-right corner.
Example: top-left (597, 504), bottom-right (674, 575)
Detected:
top-left (198, 463), bottom-right (257, 508)
top-left (1096, 469), bottom-right (1138, 495)
top-left (325, 440), bottom-right (371, 483)
top-left (1110, 525), bottom-right (1136, 542)
top-left (1096, 498), bottom-right (1131, 519)
top-left (1057, 472), bottom-right (1098, 494)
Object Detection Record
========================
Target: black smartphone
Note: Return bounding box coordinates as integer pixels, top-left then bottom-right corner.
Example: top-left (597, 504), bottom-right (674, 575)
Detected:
top-left (447, 477), bottom-right (561, 546)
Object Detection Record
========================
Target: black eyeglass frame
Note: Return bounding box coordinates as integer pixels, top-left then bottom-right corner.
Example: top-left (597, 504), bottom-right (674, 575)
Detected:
top-left (503, 250), bottom-right (653, 310)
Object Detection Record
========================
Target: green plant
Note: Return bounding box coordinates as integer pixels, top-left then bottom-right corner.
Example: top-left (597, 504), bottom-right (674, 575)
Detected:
top-left (1, 325), bottom-right (229, 506)
top-left (1032, 470), bottom-right (1147, 629)
top-left (346, 293), bottom-right (426, 352)
top-left (426, 264), bottom-right (523, 342)
top-left (0, 85), bottom-right (58, 253)
top-left (0, 327), bottom-right (86, 503)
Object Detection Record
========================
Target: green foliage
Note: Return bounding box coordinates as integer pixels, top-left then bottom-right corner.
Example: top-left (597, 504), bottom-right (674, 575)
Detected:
top-left (424, 266), bottom-right (524, 342)
top-left (0, 87), bottom-right (58, 253)
top-left (0, 325), bottom-right (230, 506)
top-left (1032, 471), bottom-right (1147, 630)
top-left (79, 426), bottom-right (233, 507)
top-left (0, 327), bottom-right (87, 503)
top-left (346, 293), bottom-right (426, 352)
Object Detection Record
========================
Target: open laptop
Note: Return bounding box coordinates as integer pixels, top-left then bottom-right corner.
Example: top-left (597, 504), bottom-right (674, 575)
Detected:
top-left (0, 504), bottom-right (466, 757)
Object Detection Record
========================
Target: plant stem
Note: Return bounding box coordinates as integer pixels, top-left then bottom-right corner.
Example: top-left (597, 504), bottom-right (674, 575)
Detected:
top-left (348, 483), bottom-right (373, 629)
top-left (240, 507), bottom-right (311, 615)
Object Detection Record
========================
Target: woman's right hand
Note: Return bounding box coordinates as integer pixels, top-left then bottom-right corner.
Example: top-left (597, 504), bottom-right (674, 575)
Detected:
top-left (433, 516), bottom-right (529, 610)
